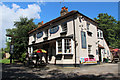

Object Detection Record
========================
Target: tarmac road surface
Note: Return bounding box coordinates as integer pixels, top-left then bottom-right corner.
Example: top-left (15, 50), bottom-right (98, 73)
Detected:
top-left (1, 62), bottom-right (120, 80)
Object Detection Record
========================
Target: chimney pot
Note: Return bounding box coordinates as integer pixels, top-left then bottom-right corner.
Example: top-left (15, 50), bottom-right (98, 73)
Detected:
top-left (60, 6), bottom-right (68, 16)
top-left (38, 21), bottom-right (43, 27)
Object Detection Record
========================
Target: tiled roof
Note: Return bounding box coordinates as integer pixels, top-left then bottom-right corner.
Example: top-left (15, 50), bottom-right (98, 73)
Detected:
top-left (28, 10), bottom-right (98, 34)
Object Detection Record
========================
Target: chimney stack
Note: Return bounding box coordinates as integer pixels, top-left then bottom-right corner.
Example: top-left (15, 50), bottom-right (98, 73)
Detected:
top-left (60, 6), bottom-right (68, 16)
top-left (38, 21), bottom-right (43, 27)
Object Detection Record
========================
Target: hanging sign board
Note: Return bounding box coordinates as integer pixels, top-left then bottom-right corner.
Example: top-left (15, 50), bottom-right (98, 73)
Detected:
top-left (6, 37), bottom-right (12, 42)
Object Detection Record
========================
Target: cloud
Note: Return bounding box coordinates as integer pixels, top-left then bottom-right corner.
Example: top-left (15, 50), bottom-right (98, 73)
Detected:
top-left (12, 3), bottom-right (20, 10)
top-left (0, 3), bottom-right (41, 49)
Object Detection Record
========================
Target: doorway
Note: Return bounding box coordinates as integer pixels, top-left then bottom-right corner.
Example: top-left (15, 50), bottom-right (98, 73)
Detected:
top-left (99, 48), bottom-right (102, 62)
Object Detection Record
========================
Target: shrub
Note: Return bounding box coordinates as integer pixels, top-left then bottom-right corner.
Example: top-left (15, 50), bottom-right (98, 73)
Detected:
top-left (19, 53), bottom-right (26, 62)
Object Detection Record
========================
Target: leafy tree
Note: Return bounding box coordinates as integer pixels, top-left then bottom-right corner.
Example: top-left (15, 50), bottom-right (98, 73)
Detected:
top-left (6, 17), bottom-right (37, 59)
top-left (94, 13), bottom-right (119, 48)
top-left (0, 48), bottom-right (5, 59)
top-left (114, 21), bottom-right (120, 48)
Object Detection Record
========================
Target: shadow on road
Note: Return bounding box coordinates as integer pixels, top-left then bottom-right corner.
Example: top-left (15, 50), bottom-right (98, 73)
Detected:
top-left (1, 63), bottom-right (120, 80)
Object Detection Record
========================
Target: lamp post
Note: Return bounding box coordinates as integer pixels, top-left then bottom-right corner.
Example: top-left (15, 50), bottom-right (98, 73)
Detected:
top-left (6, 34), bottom-right (14, 64)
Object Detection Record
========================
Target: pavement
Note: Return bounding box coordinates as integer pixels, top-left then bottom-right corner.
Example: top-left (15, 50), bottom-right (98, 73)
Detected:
top-left (1, 62), bottom-right (120, 80)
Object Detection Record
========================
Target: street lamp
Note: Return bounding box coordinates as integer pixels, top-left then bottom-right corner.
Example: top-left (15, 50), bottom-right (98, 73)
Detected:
top-left (6, 34), bottom-right (14, 64)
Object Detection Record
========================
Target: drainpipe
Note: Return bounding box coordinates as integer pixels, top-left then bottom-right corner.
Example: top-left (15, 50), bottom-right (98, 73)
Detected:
top-left (73, 16), bottom-right (77, 67)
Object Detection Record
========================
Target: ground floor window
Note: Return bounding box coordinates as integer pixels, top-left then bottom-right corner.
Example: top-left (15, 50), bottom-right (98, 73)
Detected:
top-left (56, 38), bottom-right (73, 54)
top-left (58, 39), bottom-right (62, 53)
top-left (64, 39), bottom-right (71, 53)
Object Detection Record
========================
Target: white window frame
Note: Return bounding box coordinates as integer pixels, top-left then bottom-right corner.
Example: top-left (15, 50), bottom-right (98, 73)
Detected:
top-left (56, 38), bottom-right (73, 55)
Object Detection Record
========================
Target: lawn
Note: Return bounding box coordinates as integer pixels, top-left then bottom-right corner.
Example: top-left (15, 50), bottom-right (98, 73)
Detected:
top-left (0, 59), bottom-right (14, 64)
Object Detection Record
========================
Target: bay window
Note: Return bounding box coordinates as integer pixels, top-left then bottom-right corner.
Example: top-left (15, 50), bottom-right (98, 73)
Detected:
top-left (56, 38), bottom-right (73, 54)
top-left (64, 39), bottom-right (71, 53)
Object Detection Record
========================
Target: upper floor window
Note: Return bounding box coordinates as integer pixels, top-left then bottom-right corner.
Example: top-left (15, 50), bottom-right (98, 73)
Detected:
top-left (81, 31), bottom-right (87, 49)
top-left (50, 25), bottom-right (59, 34)
top-left (97, 32), bottom-right (99, 38)
top-left (97, 30), bottom-right (103, 39)
top-left (61, 22), bottom-right (67, 32)
top-left (87, 31), bottom-right (92, 37)
top-left (37, 31), bottom-right (43, 39)
top-left (100, 31), bottom-right (103, 38)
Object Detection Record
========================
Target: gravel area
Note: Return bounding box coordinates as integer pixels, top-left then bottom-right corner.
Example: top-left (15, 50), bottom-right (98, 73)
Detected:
top-left (1, 63), bottom-right (120, 80)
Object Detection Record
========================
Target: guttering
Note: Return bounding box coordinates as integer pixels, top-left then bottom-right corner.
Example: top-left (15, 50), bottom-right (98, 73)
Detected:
top-left (73, 15), bottom-right (77, 67)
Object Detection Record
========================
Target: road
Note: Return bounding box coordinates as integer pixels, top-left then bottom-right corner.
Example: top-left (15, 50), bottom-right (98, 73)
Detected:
top-left (1, 62), bottom-right (120, 80)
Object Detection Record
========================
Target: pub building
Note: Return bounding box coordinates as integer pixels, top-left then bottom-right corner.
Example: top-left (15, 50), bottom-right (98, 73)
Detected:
top-left (28, 7), bottom-right (111, 67)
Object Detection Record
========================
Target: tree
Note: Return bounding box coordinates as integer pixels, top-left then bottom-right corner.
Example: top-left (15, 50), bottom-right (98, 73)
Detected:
top-left (94, 13), bottom-right (119, 48)
top-left (114, 21), bottom-right (120, 48)
top-left (6, 17), bottom-right (37, 59)
top-left (0, 48), bottom-right (5, 59)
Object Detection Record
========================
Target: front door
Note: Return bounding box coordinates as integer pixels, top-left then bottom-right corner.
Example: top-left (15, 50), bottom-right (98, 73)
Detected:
top-left (99, 48), bottom-right (102, 62)
top-left (43, 43), bottom-right (49, 63)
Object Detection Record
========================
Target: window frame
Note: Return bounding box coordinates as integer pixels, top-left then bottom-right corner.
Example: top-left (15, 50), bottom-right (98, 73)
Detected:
top-left (81, 31), bottom-right (87, 49)
top-left (50, 25), bottom-right (59, 34)
top-left (37, 31), bottom-right (43, 39)
top-left (56, 38), bottom-right (73, 55)
top-left (61, 22), bottom-right (67, 32)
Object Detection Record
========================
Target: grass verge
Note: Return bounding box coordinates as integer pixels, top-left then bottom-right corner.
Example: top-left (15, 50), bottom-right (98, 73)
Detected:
top-left (0, 58), bottom-right (14, 64)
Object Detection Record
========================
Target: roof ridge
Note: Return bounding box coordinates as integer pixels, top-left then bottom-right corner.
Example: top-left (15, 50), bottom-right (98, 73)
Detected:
top-left (28, 10), bottom-right (78, 34)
